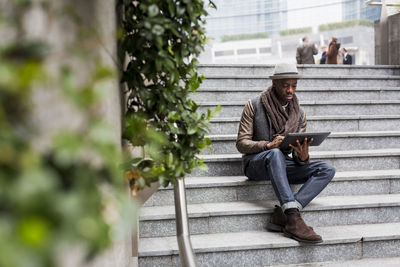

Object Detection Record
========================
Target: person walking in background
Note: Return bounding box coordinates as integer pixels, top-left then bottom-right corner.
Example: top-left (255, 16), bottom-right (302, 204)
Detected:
top-left (326, 37), bottom-right (340, 64)
top-left (319, 45), bottom-right (327, 64)
top-left (296, 36), bottom-right (318, 64)
top-left (341, 48), bottom-right (352, 65)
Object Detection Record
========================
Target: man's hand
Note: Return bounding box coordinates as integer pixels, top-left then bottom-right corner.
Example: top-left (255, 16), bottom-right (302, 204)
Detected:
top-left (289, 137), bottom-right (313, 161)
top-left (267, 135), bottom-right (285, 149)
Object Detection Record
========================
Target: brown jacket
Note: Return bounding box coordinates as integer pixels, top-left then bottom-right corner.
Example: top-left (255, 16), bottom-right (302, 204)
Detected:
top-left (236, 99), bottom-right (308, 168)
top-left (326, 42), bottom-right (341, 64)
top-left (296, 43), bottom-right (318, 64)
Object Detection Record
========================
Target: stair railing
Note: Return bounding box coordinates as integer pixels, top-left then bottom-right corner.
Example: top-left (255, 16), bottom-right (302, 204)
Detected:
top-left (128, 144), bottom-right (197, 266)
top-left (174, 178), bottom-right (198, 267)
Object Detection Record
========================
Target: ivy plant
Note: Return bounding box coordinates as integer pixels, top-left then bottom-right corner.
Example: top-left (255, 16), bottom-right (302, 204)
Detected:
top-left (119, 0), bottom-right (218, 190)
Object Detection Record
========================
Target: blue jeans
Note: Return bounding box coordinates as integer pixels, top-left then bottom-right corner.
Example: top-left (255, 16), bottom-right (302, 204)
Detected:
top-left (245, 149), bottom-right (335, 211)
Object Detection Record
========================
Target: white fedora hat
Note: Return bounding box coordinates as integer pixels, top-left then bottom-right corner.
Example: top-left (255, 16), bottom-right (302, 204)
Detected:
top-left (269, 63), bottom-right (302, 80)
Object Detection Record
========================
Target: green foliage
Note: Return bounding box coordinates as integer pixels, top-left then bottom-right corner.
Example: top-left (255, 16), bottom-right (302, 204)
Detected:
top-left (318, 19), bottom-right (374, 32)
top-left (0, 3), bottom-right (134, 267)
top-left (119, 0), bottom-right (216, 189)
top-left (221, 32), bottom-right (269, 42)
top-left (280, 27), bottom-right (312, 36)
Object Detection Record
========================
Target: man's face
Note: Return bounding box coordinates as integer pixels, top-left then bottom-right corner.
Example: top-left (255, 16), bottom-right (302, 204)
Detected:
top-left (273, 79), bottom-right (298, 104)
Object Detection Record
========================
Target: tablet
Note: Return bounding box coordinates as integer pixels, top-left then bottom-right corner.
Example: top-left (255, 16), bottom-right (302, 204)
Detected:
top-left (279, 132), bottom-right (331, 150)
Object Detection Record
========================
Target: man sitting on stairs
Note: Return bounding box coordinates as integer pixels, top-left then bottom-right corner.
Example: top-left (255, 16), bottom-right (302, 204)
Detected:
top-left (236, 62), bottom-right (336, 244)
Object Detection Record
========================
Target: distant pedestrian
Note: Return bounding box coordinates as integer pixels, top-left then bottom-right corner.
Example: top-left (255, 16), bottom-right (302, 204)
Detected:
top-left (341, 48), bottom-right (352, 65)
top-left (320, 45), bottom-right (328, 64)
top-left (326, 37), bottom-right (340, 64)
top-left (296, 36), bottom-right (318, 64)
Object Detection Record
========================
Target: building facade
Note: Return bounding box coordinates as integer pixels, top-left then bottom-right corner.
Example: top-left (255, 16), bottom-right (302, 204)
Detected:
top-left (342, 0), bottom-right (381, 21)
top-left (205, 0), bottom-right (287, 41)
top-left (201, 0), bottom-right (383, 65)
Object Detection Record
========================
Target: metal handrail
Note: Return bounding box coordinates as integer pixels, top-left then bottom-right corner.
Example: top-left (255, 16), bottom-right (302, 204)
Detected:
top-left (174, 178), bottom-right (198, 267)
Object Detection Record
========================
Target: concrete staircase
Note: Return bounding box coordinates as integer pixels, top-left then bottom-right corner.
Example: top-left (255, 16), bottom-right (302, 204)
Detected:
top-left (138, 65), bottom-right (400, 266)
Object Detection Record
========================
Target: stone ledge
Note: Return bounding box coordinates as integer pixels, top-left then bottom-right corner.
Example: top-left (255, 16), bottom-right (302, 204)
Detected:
top-left (206, 130), bottom-right (400, 140)
top-left (200, 148), bottom-right (400, 162)
top-left (210, 115), bottom-right (400, 122)
top-left (139, 193), bottom-right (400, 221)
top-left (158, 169), bottom-right (400, 190)
top-left (138, 222), bottom-right (400, 257)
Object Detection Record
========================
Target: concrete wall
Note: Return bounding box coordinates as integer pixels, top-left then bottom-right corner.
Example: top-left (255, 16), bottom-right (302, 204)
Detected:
top-left (388, 13), bottom-right (400, 65)
top-left (375, 13), bottom-right (400, 65)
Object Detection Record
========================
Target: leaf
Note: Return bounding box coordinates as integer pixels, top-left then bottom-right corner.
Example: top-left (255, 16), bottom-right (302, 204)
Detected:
top-left (187, 125), bottom-right (197, 135)
top-left (197, 162), bottom-right (208, 171)
top-left (148, 4), bottom-right (159, 17)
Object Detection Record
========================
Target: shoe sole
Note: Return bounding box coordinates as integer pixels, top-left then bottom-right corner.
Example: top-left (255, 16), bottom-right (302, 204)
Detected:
top-left (283, 229), bottom-right (323, 244)
top-left (266, 222), bottom-right (283, 232)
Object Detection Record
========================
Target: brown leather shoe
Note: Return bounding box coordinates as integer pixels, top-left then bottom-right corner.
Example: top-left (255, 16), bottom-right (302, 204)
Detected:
top-left (283, 212), bottom-right (322, 244)
top-left (267, 205), bottom-right (286, 232)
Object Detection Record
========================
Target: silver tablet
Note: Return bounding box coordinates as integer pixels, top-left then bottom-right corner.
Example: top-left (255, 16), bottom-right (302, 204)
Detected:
top-left (279, 132), bottom-right (331, 150)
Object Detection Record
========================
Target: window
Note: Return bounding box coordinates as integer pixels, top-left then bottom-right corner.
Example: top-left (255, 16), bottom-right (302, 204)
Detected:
top-left (214, 50), bottom-right (234, 57)
top-left (259, 47), bottom-right (272, 53)
top-left (237, 48), bottom-right (257, 55)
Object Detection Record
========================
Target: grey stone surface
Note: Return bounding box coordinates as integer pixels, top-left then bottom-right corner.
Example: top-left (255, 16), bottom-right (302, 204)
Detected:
top-left (391, 180), bottom-right (400, 194)
top-left (144, 187), bottom-right (237, 207)
top-left (139, 195), bottom-right (400, 237)
top-left (196, 249), bottom-right (271, 267)
top-left (201, 76), bottom-right (400, 88)
top-left (138, 256), bottom-right (174, 267)
top-left (208, 214), bottom-right (268, 234)
top-left (144, 170), bottom-right (400, 207)
top-left (193, 89), bottom-right (400, 103)
top-left (302, 207), bottom-right (400, 227)
top-left (269, 243), bottom-right (360, 265)
top-left (193, 150), bottom-right (400, 176)
top-left (138, 223), bottom-right (400, 257)
top-left (271, 257), bottom-right (400, 267)
top-left (140, 63), bottom-right (400, 266)
top-left (203, 135), bottom-right (400, 154)
top-left (139, 217), bottom-right (209, 238)
top-left (236, 184), bottom-right (277, 201)
top-left (318, 179), bottom-right (391, 197)
top-left (144, 190), bottom-right (174, 207)
top-left (363, 240), bottom-right (400, 259)
top-left (198, 65), bottom-right (399, 77)
top-left (200, 102), bottom-right (400, 118)
top-left (210, 116), bottom-right (400, 135)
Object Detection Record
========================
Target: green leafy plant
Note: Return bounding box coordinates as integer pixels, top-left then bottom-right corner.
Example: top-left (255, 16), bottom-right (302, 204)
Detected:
top-left (318, 19), bottom-right (374, 32)
top-left (221, 32), bottom-right (269, 42)
top-left (0, 2), bottom-right (134, 267)
top-left (119, 0), bottom-right (218, 190)
top-left (280, 27), bottom-right (312, 36)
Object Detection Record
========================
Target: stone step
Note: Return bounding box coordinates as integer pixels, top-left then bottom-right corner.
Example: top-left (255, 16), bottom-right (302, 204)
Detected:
top-left (271, 257), bottom-right (400, 267)
top-left (139, 194), bottom-right (400, 238)
top-left (144, 169), bottom-right (400, 207)
top-left (199, 64), bottom-right (400, 76)
top-left (209, 115), bottom-right (400, 135)
top-left (201, 131), bottom-right (400, 154)
top-left (192, 149), bottom-right (400, 176)
top-left (138, 222), bottom-right (400, 266)
top-left (192, 87), bottom-right (400, 102)
top-left (201, 75), bottom-right (400, 88)
top-left (199, 100), bottom-right (400, 117)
